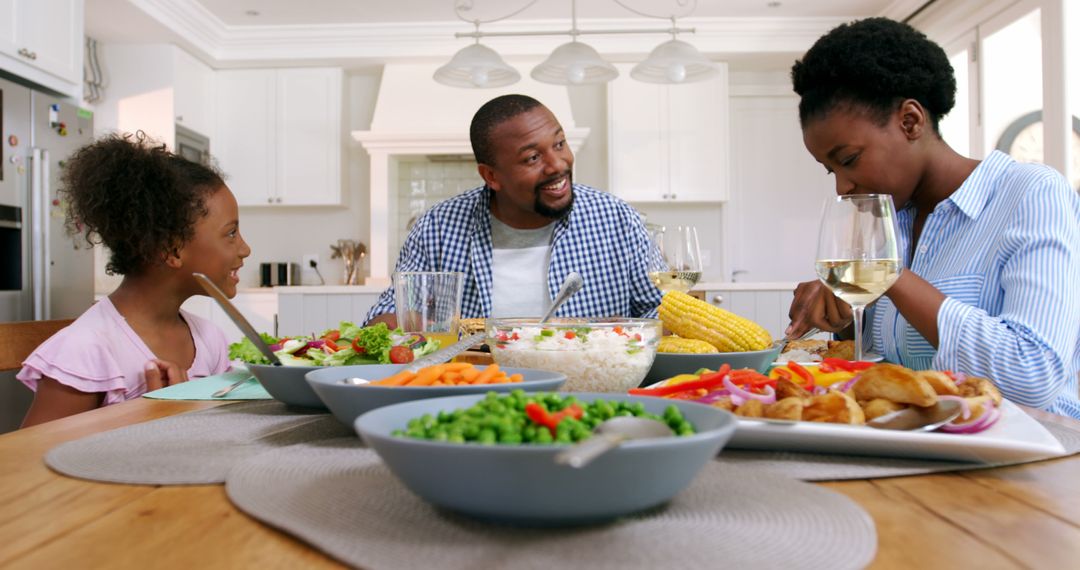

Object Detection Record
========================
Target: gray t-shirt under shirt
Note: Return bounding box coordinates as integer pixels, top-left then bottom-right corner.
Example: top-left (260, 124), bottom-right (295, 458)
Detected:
top-left (489, 214), bottom-right (555, 318)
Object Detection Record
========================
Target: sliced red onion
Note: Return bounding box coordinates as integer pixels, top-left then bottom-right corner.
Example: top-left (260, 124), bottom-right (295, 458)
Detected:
top-left (269, 343), bottom-right (283, 352)
top-left (730, 394), bottom-right (746, 407)
top-left (306, 339), bottom-right (326, 349)
top-left (694, 390), bottom-right (732, 405)
top-left (937, 395), bottom-right (972, 420)
top-left (939, 401), bottom-right (1000, 434)
top-left (953, 371), bottom-right (968, 385)
top-left (832, 374), bottom-right (862, 393)
top-left (723, 375), bottom-right (777, 404)
top-left (812, 385), bottom-right (828, 396)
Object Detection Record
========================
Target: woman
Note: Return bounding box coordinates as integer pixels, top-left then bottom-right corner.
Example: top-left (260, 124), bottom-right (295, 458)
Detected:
top-left (785, 17), bottom-right (1080, 418)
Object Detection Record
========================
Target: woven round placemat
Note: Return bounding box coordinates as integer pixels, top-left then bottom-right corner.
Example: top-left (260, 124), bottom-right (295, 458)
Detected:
top-left (718, 419), bottom-right (1080, 482)
top-left (226, 438), bottom-right (877, 570)
top-left (45, 401), bottom-right (351, 485)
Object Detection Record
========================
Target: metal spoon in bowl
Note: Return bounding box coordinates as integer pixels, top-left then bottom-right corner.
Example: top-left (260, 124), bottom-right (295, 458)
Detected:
top-left (342, 272), bottom-right (586, 386)
top-left (866, 399), bottom-right (963, 432)
top-left (554, 416), bottom-right (675, 468)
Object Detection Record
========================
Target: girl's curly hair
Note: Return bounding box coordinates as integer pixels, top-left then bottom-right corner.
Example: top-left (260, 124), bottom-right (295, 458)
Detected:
top-left (60, 131), bottom-right (225, 275)
top-left (791, 17), bottom-right (956, 133)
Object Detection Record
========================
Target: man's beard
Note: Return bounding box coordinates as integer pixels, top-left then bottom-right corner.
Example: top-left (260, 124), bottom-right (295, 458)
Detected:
top-left (533, 172), bottom-right (574, 219)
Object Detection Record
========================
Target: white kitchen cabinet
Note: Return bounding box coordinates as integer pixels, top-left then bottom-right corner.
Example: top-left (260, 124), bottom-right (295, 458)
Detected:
top-left (0, 0), bottom-right (83, 96)
top-left (182, 290), bottom-right (278, 343)
top-left (608, 62), bottom-right (729, 203)
top-left (277, 290), bottom-right (381, 337)
top-left (172, 49), bottom-right (215, 137)
top-left (704, 284), bottom-right (795, 342)
top-left (214, 67), bottom-right (343, 207)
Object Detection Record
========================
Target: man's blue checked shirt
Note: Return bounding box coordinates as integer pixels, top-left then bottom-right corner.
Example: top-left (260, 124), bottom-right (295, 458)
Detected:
top-left (365, 184), bottom-right (663, 322)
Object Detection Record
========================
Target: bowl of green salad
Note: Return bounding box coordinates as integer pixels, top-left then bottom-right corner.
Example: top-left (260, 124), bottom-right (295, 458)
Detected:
top-left (229, 321), bottom-right (441, 409)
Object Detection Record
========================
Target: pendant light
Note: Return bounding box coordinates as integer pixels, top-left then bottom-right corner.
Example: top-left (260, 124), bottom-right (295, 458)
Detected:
top-left (631, 37), bottom-right (720, 84)
top-left (434, 41), bottom-right (520, 88)
top-left (434, 0), bottom-right (715, 88)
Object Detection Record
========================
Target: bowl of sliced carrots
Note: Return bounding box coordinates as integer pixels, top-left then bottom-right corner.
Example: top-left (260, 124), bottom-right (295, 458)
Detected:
top-left (305, 363), bottom-right (566, 430)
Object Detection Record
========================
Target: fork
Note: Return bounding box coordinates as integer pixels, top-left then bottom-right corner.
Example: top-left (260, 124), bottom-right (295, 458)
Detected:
top-left (212, 376), bottom-right (255, 398)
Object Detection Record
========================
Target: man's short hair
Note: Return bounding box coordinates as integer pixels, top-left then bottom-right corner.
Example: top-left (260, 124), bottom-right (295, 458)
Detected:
top-left (469, 94), bottom-right (544, 166)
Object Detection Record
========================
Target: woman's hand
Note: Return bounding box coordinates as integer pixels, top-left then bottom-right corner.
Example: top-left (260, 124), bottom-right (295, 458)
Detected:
top-left (144, 359), bottom-right (189, 391)
top-left (786, 280), bottom-right (853, 338)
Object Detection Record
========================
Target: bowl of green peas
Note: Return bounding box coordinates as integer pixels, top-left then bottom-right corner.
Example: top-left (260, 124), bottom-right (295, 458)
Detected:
top-left (354, 391), bottom-right (736, 526)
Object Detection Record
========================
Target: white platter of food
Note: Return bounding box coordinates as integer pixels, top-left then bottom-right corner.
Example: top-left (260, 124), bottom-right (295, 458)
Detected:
top-left (728, 399), bottom-right (1065, 463)
top-left (646, 362), bottom-right (1066, 464)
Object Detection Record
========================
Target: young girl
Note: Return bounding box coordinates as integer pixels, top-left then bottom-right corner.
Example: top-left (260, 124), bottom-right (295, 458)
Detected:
top-left (18, 132), bottom-right (251, 427)
top-left (784, 18), bottom-right (1080, 418)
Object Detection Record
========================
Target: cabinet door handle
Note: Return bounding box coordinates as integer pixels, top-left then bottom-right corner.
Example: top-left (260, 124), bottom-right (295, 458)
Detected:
top-left (671, 193), bottom-right (676, 200)
top-left (275, 197), bottom-right (282, 203)
top-left (712, 295), bottom-right (724, 305)
top-left (18, 48), bottom-right (37, 60)
top-left (176, 115), bottom-right (184, 122)
top-left (267, 197), bottom-right (273, 204)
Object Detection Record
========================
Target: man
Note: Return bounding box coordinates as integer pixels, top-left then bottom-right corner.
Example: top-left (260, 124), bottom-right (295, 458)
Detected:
top-left (365, 94), bottom-right (662, 326)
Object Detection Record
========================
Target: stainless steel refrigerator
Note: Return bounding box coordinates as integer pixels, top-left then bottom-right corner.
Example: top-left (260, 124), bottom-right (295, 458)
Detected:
top-left (0, 76), bottom-right (94, 323)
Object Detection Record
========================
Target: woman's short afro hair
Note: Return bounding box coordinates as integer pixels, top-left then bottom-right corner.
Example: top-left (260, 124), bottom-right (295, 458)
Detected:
top-left (791, 17), bottom-right (956, 132)
top-left (60, 131), bottom-right (225, 276)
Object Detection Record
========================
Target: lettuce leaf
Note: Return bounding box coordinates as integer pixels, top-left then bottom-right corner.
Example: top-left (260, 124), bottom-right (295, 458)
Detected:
top-left (228, 333), bottom-right (280, 364)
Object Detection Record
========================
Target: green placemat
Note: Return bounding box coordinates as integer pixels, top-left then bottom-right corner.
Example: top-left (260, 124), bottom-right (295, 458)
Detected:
top-left (143, 369), bottom-right (270, 400)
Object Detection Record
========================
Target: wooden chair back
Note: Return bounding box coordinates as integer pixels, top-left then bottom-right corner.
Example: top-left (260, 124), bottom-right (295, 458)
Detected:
top-left (0, 319), bottom-right (74, 372)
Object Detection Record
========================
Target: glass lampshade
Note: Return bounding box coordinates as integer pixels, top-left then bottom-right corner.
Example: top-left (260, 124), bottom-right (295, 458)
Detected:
top-left (434, 43), bottom-right (521, 88)
top-left (530, 41), bottom-right (618, 85)
top-left (631, 39), bottom-right (719, 84)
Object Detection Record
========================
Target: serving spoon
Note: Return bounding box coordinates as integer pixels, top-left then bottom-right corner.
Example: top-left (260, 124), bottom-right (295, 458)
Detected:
top-left (866, 399), bottom-right (963, 431)
top-left (554, 416), bottom-right (675, 468)
top-left (342, 272), bottom-right (585, 386)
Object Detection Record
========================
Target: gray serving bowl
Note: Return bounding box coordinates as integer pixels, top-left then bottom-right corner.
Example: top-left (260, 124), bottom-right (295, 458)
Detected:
top-left (306, 364), bottom-right (566, 428)
top-left (248, 363), bottom-right (328, 409)
top-left (640, 344), bottom-right (782, 387)
top-left (354, 393), bottom-right (736, 526)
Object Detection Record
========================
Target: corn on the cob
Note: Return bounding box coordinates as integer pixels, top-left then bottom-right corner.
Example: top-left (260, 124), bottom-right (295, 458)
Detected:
top-left (657, 336), bottom-right (719, 354)
top-left (658, 290), bottom-right (772, 352)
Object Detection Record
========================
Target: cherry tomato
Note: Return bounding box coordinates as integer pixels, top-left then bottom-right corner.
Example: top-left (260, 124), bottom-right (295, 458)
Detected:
top-left (388, 345), bottom-right (414, 364)
top-left (351, 337), bottom-right (366, 353)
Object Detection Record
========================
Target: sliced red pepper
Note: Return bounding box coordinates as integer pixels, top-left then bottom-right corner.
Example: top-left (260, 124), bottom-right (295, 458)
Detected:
top-left (629, 374), bottom-right (727, 397)
top-left (564, 331), bottom-right (576, 340)
top-left (822, 358), bottom-right (876, 372)
top-left (351, 337), bottom-right (366, 354)
top-left (525, 402), bottom-right (583, 435)
top-left (774, 368), bottom-right (792, 381)
top-left (787, 361), bottom-right (816, 390)
top-left (818, 362), bottom-right (836, 373)
top-left (322, 330), bottom-right (341, 342)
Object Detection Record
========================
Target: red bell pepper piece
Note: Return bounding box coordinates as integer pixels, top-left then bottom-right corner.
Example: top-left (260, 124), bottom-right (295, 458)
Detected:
top-left (629, 373), bottom-right (727, 397)
top-left (786, 361), bottom-right (816, 390)
top-left (525, 402), bottom-right (583, 436)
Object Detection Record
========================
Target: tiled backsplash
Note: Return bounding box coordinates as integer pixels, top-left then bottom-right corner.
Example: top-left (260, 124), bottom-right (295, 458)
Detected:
top-left (394, 159), bottom-right (483, 257)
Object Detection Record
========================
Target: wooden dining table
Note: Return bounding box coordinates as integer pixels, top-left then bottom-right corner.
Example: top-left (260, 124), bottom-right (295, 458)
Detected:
top-left (1, 398), bottom-right (1079, 569)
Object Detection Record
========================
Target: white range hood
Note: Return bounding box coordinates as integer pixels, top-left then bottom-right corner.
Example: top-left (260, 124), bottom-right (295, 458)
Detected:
top-left (352, 63), bottom-right (590, 285)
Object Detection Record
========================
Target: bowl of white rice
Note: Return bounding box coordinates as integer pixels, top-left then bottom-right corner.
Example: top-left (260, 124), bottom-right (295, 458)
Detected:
top-left (487, 317), bottom-right (661, 392)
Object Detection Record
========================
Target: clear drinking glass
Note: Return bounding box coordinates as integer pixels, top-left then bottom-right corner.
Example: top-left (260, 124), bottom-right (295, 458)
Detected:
top-left (814, 194), bottom-right (902, 361)
top-left (393, 271), bottom-right (465, 349)
top-left (647, 225), bottom-right (703, 293)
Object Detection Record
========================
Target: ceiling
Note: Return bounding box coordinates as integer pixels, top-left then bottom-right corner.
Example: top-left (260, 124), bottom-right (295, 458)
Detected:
top-left (84, 0), bottom-right (928, 71)
top-left (196, 0), bottom-right (905, 26)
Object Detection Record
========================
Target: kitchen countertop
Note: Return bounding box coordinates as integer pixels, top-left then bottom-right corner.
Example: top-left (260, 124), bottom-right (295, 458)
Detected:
top-left (269, 283), bottom-right (799, 295)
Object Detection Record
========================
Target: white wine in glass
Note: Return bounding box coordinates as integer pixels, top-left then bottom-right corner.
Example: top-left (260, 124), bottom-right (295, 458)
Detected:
top-left (815, 195), bottom-right (901, 360)
top-left (647, 225), bottom-right (703, 293)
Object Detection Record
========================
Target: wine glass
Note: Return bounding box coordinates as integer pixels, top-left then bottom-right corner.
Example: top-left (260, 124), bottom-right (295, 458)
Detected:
top-left (814, 194), bottom-right (901, 361)
top-left (647, 225), bottom-right (703, 293)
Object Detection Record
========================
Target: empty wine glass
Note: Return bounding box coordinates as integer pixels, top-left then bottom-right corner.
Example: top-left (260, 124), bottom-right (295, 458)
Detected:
top-left (815, 194), bottom-right (902, 361)
top-left (648, 225), bottom-right (703, 293)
